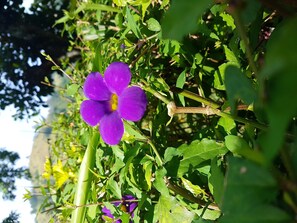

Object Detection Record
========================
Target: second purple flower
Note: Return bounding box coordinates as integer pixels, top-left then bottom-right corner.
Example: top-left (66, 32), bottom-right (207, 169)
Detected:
top-left (80, 62), bottom-right (147, 145)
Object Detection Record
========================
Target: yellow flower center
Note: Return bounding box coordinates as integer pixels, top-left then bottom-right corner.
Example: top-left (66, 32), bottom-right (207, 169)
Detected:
top-left (120, 204), bottom-right (128, 212)
top-left (110, 93), bottom-right (118, 111)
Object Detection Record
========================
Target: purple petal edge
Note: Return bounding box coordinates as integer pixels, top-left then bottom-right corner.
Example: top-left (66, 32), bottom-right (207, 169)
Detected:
top-left (118, 86), bottom-right (147, 122)
top-left (104, 62), bottom-right (131, 95)
top-left (99, 112), bottom-right (124, 145)
top-left (83, 72), bottom-right (111, 101)
top-left (80, 100), bottom-right (108, 126)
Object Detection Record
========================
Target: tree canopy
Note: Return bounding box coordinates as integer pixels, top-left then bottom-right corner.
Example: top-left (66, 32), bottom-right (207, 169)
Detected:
top-left (0, 0), bottom-right (69, 119)
top-left (0, 148), bottom-right (30, 200)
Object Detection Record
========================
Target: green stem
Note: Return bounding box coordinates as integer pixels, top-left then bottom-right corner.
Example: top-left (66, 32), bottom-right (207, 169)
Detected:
top-left (147, 139), bottom-right (163, 167)
top-left (171, 87), bottom-right (267, 130)
top-left (71, 130), bottom-right (100, 223)
top-left (215, 109), bottom-right (267, 131)
top-left (171, 87), bottom-right (220, 108)
top-left (144, 85), bottom-right (171, 105)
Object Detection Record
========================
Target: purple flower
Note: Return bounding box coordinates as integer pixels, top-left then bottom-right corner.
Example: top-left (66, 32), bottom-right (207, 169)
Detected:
top-left (102, 195), bottom-right (138, 222)
top-left (80, 62), bottom-right (147, 145)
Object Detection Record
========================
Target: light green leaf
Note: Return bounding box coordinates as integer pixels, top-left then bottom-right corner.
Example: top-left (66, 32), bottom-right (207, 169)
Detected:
top-left (223, 45), bottom-right (239, 65)
top-left (153, 168), bottom-right (169, 197)
top-left (66, 84), bottom-right (79, 96)
top-left (143, 160), bottom-right (153, 190)
top-left (213, 62), bottom-right (239, 90)
top-left (225, 135), bottom-right (265, 164)
top-left (126, 6), bottom-right (142, 39)
top-left (107, 178), bottom-right (122, 199)
top-left (147, 18), bottom-right (161, 32)
top-left (217, 116), bottom-right (236, 135)
top-left (195, 208), bottom-right (221, 221)
top-left (154, 195), bottom-right (194, 223)
top-left (84, 3), bottom-right (120, 13)
top-left (164, 147), bottom-right (181, 163)
top-left (181, 177), bottom-right (207, 200)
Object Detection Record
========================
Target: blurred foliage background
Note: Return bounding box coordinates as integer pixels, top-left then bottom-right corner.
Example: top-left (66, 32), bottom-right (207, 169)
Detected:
top-left (1, 0), bottom-right (297, 222)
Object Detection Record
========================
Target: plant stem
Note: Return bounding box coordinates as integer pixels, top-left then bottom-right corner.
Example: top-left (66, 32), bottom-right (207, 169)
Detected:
top-left (143, 85), bottom-right (171, 104)
top-left (71, 130), bottom-right (100, 223)
top-left (167, 101), bottom-right (268, 131)
top-left (171, 87), bottom-right (221, 108)
top-left (147, 139), bottom-right (163, 167)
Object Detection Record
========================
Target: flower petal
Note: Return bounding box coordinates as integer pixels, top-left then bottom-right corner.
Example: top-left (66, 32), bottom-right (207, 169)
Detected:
top-left (122, 195), bottom-right (137, 214)
top-left (99, 112), bottom-right (124, 145)
top-left (118, 86), bottom-right (147, 121)
top-left (80, 100), bottom-right (108, 126)
top-left (102, 207), bottom-right (114, 219)
top-left (104, 62), bottom-right (131, 95)
top-left (83, 72), bottom-right (111, 101)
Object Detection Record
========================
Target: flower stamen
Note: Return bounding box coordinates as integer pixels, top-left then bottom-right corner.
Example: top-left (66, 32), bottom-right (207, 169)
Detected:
top-left (110, 93), bottom-right (118, 111)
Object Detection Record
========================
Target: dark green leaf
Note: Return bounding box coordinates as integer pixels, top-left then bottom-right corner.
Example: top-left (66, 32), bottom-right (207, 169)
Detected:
top-left (225, 65), bottom-right (256, 113)
top-left (208, 158), bottom-right (224, 205)
top-left (161, 0), bottom-right (212, 41)
top-left (258, 17), bottom-right (297, 160)
top-left (220, 157), bottom-right (291, 223)
top-left (178, 139), bottom-right (228, 176)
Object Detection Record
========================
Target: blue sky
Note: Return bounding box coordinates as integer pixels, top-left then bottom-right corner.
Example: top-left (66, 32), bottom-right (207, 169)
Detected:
top-left (0, 104), bottom-right (48, 222)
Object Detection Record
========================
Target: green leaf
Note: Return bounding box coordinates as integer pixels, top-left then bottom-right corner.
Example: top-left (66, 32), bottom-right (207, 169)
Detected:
top-left (223, 45), bottom-right (239, 65)
top-left (181, 177), bottom-right (207, 200)
top-left (176, 70), bottom-right (186, 106)
top-left (258, 17), bottom-right (297, 160)
top-left (208, 158), bottom-right (224, 205)
top-left (107, 178), bottom-right (122, 199)
top-left (161, 0), bottom-right (212, 41)
top-left (213, 62), bottom-right (239, 91)
top-left (154, 195), bottom-right (194, 223)
top-left (143, 160), bottom-right (153, 190)
top-left (92, 42), bottom-right (103, 73)
top-left (66, 84), bottom-right (79, 96)
top-left (225, 135), bottom-right (265, 164)
top-left (225, 65), bottom-right (256, 113)
top-left (126, 6), bottom-right (142, 39)
top-left (84, 3), bottom-right (120, 13)
top-left (123, 121), bottom-right (146, 141)
top-left (217, 116), bottom-right (236, 135)
top-left (220, 157), bottom-right (291, 223)
top-left (178, 139), bottom-right (228, 176)
top-left (195, 208), bottom-right (221, 221)
top-left (164, 147), bottom-right (181, 163)
top-left (147, 18), bottom-right (161, 32)
top-left (153, 167), bottom-right (169, 197)
top-left (240, 0), bottom-right (261, 25)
